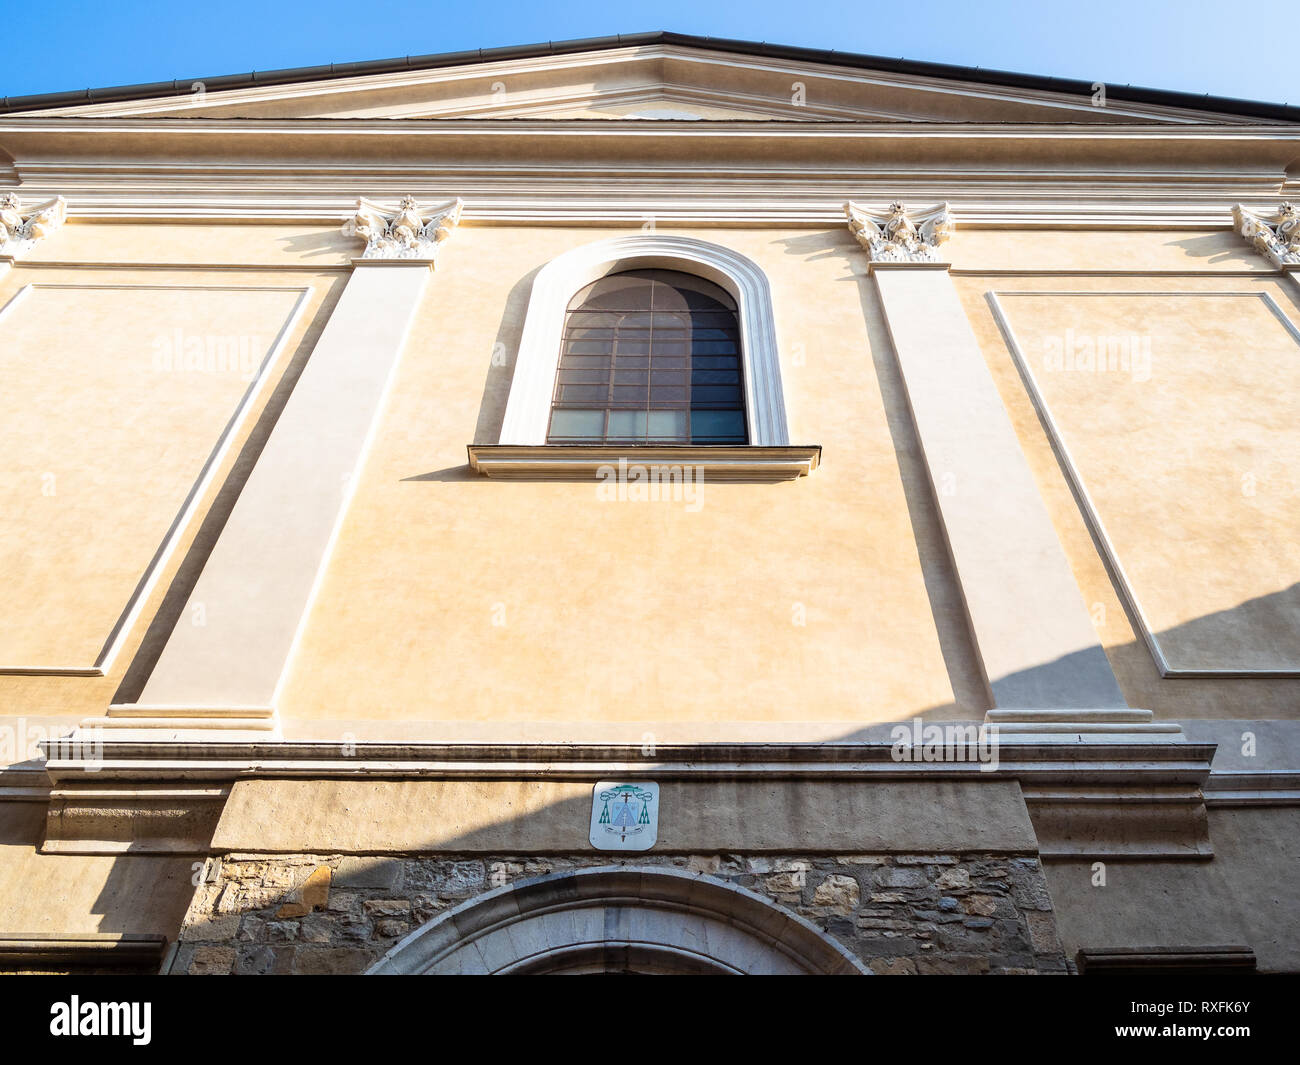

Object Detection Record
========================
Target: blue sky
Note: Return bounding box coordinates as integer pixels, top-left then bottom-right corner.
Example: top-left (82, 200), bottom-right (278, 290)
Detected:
top-left (3, 0), bottom-right (1292, 107)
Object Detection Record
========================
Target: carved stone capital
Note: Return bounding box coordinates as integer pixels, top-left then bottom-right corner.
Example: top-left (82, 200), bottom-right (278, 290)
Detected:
top-left (343, 195), bottom-right (463, 260)
top-left (844, 200), bottom-right (954, 263)
top-left (1232, 202), bottom-right (1300, 268)
top-left (0, 194), bottom-right (68, 257)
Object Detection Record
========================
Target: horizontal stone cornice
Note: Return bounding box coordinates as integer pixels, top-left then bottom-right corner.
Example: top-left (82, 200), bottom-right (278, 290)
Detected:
top-left (40, 737), bottom-right (1218, 786)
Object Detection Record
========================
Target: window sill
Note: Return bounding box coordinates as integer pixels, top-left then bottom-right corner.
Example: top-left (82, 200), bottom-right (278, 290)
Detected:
top-left (466, 444), bottom-right (821, 482)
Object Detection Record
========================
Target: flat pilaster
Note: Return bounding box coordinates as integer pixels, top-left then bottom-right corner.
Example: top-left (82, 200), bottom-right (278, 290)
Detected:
top-left (871, 262), bottom-right (1127, 710)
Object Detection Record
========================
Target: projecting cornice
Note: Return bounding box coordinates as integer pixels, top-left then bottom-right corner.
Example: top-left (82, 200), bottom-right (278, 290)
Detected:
top-left (0, 118), bottom-right (1294, 227)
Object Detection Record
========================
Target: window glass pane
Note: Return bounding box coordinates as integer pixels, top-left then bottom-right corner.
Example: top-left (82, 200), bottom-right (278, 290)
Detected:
top-left (557, 384), bottom-right (607, 404)
top-left (560, 354), bottom-right (610, 369)
top-left (651, 386), bottom-right (688, 405)
top-left (647, 410), bottom-right (688, 440)
top-left (691, 369), bottom-right (740, 385)
top-left (565, 311), bottom-right (620, 329)
top-left (558, 369), bottom-right (608, 385)
top-left (611, 385), bottom-right (647, 405)
top-left (649, 341), bottom-right (688, 356)
top-left (577, 275), bottom-right (654, 309)
top-left (607, 410), bottom-right (648, 438)
top-left (550, 269), bottom-right (748, 445)
top-left (549, 409), bottom-right (605, 439)
top-left (690, 409), bottom-right (747, 442)
top-left (691, 385), bottom-right (742, 405)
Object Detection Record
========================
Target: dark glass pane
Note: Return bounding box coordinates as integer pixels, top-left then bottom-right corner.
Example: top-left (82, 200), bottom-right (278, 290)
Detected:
top-left (690, 385), bottom-right (743, 405)
top-left (618, 312), bottom-right (657, 329)
top-left (559, 354), bottom-right (611, 369)
top-left (558, 371), bottom-right (609, 387)
top-left (565, 311), bottom-right (620, 329)
top-left (611, 386), bottom-right (648, 406)
top-left (564, 340), bottom-right (614, 355)
top-left (689, 328), bottom-right (738, 341)
top-left (557, 384), bottom-right (607, 404)
top-left (691, 369), bottom-right (740, 385)
top-left (690, 409), bottom-right (747, 442)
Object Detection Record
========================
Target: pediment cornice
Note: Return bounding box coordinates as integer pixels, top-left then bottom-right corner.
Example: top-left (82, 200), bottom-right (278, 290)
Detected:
top-left (6, 42), bottom-right (1274, 127)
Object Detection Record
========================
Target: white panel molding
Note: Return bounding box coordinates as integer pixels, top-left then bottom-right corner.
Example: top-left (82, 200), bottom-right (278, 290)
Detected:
top-left (499, 233), bottom-right (790, 446)
top-left (0, 282), bottom-right (312, 677)
top-left (988, 288), bottom-right (1300, 678)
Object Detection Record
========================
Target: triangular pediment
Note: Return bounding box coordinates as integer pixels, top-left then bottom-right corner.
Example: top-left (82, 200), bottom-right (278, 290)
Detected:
top-left (10, 37), bottom-right (1276, 125)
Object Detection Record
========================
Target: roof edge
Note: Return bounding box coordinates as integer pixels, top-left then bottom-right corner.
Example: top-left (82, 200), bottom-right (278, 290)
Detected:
top-left (1, 30), bottom-right (1296, 123)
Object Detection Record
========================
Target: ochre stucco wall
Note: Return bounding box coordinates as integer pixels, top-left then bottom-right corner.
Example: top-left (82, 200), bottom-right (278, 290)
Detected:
top-left (2, 223), bottom-right (1299, 730)
top-left (276, 225), bottom-right (975, 728)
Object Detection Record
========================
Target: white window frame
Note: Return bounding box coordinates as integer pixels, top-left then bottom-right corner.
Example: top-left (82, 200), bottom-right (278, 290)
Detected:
top-left (498, 234), bottom-right (790, 446)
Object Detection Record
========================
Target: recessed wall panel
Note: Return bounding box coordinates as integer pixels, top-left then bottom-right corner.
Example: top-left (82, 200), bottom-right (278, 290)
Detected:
top-left (0, 283), bottom-right (309, 671)
top-left (992, 290), bottom-right (1300, 674)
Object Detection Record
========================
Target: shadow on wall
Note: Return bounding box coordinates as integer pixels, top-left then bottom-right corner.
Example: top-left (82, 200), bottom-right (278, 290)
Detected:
top-left (0, 802), bottom-right (196, 939)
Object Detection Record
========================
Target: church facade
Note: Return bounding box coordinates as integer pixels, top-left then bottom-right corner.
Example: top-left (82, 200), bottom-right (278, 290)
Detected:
top-left (0, 32), bottom-right (1296, 975)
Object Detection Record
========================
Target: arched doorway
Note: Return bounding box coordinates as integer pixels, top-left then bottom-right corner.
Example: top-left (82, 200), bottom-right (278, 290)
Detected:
top-left (367, 865), bottom-right (869, 975)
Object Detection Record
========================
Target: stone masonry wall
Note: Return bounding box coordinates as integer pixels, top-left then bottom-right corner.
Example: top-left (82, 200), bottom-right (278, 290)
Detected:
top-left (172, 852), bottom-right (1069, 975)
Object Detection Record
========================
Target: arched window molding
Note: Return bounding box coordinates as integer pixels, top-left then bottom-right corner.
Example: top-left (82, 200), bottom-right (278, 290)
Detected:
top-left (499, 234), bottom-right (791, 446)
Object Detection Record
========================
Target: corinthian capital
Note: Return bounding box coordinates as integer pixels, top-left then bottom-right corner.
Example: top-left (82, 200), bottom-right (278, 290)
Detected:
top-left (1232, 202), bottom-right (1300, 268)
top-left (343, 195), bottom-right (464, 261)
top-left (0, 194), bottom-right (68, 256)
top-left (844, 200), bottom-right (954, 263)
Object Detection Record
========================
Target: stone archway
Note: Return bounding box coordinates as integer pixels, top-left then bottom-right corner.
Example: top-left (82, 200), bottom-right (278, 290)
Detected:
top-left (366, 865), bottom-right (869, 975)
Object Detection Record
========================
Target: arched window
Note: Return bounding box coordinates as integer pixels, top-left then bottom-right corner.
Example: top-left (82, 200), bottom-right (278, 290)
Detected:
top-left (546, 269), bottom-right (748, 445)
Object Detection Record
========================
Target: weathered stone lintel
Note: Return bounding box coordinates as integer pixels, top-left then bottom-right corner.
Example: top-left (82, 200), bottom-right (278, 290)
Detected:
top-left (41, 783), bottom-right (228, 855)
top-left (207, 777), bottom-right (1039, 856)
top-left (1023, 784), bottom-right (1213, 860)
